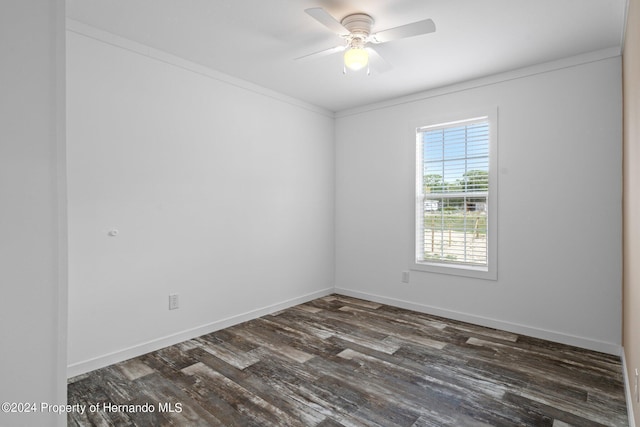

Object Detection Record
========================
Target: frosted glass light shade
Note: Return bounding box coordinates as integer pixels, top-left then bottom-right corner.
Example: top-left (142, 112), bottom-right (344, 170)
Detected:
top-left (344, 47), bottom-right (369, 71)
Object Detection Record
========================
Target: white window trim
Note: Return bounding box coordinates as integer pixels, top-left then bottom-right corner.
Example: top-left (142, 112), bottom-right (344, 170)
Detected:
top-left (410, 108), bottom-right (498, 280)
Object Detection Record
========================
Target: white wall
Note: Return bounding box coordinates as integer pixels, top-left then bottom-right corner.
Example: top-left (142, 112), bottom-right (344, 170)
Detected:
top-left (0, 1), bottom-right (67, 426)
top-left (66, 25), bottom-right (335, 374)
top-left (335, 54), bottom-right (623, 354)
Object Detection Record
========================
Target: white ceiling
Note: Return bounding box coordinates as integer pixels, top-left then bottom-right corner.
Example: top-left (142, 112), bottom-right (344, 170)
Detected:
top-left (66, 0), bottom-right (627, 112)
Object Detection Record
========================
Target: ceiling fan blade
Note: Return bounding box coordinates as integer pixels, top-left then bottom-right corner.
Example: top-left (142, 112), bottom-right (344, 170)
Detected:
top-left (305, 8), bottom-right (349, 35)
top-left (295, 45), bottom-right (345, 61)
top-left (371, 19), bottom-right (436, 44)
top-left (366, 47), bottom-right (393, 73)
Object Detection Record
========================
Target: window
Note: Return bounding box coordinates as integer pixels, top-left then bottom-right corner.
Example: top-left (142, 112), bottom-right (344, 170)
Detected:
top-left (413, 112), bottom-right (497, 279)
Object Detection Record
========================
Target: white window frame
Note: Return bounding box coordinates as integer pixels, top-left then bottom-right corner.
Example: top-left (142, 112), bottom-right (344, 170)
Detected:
top-left (410, 108), bottom-right (498, 280)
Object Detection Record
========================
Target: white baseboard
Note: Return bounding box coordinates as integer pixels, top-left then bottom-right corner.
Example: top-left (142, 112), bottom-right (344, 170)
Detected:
top-left (334, 288), bottom-right (622, 356)
top-left (622, 349), bottom-right (637, 427)
top-left (67, 287), bottom-right (334, 378)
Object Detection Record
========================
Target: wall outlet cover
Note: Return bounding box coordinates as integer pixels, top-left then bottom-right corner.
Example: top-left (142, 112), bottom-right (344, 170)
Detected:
top-left (169, 294), bottom-right (179, 310)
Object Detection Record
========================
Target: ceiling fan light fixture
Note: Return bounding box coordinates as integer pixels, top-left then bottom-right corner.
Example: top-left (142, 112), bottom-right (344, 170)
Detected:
top-left (344, 46), bottom-right (369, 71)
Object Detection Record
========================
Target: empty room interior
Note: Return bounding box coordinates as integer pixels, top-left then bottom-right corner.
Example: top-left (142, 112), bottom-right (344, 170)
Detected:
top-left (3, 0), bottom-right (640, 426)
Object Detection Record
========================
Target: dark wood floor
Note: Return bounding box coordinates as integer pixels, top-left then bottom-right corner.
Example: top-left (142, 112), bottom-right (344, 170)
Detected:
top-left (68, 294), bottom-right (628, 426)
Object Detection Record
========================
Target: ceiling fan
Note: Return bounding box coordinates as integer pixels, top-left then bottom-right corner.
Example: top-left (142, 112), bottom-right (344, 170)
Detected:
top-left (297, 7), bottom-right (436, 74)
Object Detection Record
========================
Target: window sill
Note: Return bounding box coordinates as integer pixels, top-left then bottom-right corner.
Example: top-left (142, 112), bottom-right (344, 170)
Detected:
top-left (411, 261), bottom-right (497, 280)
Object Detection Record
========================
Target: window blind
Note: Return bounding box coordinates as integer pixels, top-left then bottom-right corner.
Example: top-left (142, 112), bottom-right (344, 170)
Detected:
top-left (416, 117), bottom-right (490, 267)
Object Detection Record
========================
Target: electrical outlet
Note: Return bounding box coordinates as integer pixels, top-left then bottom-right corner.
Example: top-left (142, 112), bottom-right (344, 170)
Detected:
top-left (169, 294), bottom-right (179, 310)
top-left (401, 271), bottom-right (410, 283)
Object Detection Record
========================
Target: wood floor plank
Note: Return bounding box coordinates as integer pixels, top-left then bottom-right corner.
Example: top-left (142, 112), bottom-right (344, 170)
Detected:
top-left (190, 346), bottom-right (328, 425)
top-left (135, 372), bottom-right (225, 427)
top-left (116, 359), bottom-right (155, 381)
top-left (68, 294), bottom-right (628, 426)
top-left (195, 337), bottom-right (261, 370)
top-left (183, 361), bottom-right (300, 427)
top-left (503, 392), bottom-right (610, 427)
